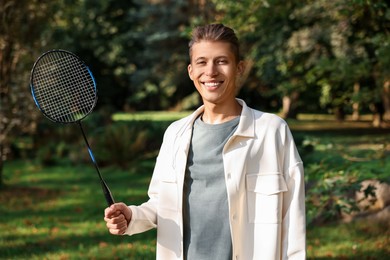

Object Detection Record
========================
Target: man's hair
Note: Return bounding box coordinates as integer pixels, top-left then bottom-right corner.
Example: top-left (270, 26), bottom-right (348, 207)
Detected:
top-left (189, 24), bottom-right (240, 62)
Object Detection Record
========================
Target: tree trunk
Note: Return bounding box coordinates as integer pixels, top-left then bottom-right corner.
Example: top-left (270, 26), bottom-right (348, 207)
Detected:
top-left (383, 79), bottom-right (390, 121)
top-left (281, 91), bottom-right (300, 119)
top-left (352, 82), bottom-right (360, 121)
top-left (0, 146), bottom-right (3, 188)
top-left (334, 106), bottom-right (345, 121)
top-left (0, 40), bottom-right (11, 190)
top-left (370, 102), bottom-right (384, 127)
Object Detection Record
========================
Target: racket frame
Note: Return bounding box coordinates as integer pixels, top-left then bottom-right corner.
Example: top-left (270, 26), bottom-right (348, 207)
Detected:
top-left (30, 49), bottom-right (115, 206)
top-left (30, 49), bottom-right (98, 124)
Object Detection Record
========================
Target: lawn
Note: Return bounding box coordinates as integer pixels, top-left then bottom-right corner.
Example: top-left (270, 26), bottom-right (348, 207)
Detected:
top-left (1, 114), bottom-right (390, 259)
top-left (0, 161), bottom-right (157, 259)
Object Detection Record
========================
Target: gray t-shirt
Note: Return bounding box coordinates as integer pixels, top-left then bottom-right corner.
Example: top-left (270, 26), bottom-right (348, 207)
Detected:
top-left (183, 115), bottom-right (240, 260)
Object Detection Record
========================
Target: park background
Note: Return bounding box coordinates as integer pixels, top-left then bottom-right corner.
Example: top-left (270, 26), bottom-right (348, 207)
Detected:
top-left (1, 0), bottom-right (389, 259)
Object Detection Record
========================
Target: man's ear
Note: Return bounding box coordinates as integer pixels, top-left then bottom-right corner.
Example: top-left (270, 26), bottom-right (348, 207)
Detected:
top-left (188, 64), bottom-right (194, 80)
top-left (237, 61), bottom-right (245, 75)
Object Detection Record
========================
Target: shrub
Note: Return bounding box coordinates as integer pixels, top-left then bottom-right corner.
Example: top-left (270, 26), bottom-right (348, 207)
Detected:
top-left (92, 121), bottom-right (165, 168)
top-left (305, 162), bottom-right (362, 226)
top-left (299, 134), bottom-right (385, 226)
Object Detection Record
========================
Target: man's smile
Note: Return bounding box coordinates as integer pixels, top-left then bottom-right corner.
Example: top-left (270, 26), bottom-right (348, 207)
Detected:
top-left (202, 81), bottom-right (224, 89)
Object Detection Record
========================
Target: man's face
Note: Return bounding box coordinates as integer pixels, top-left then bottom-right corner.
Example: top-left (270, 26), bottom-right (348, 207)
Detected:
top-left (188, 41), bottom-right (244, 106)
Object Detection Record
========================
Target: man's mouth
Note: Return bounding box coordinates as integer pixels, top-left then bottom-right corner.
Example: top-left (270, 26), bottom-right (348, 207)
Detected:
top-left (202, 81), bottom-right (223, 88)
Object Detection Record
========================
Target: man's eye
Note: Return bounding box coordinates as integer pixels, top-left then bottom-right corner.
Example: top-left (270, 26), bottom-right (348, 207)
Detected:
top-left (196, 61), bottom-right (206, 65)
top-left (217, 59), bottom-right (228, 64)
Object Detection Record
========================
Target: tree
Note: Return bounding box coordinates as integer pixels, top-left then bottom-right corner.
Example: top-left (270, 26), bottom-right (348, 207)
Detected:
top-left (47, 0), bottom-right (142, 110)
top-left (0, 0), bottom-right (55, 187)
top-left (314, 0), bottom-right (390, 124)
top-left (47, 0), bottom-right (200, 111)
top-left (210, 0), bottom-right (318, 118)
top-left (208, 0), bottom-right (390, 122)
top-left (125, 0), bottom-right (195, 111)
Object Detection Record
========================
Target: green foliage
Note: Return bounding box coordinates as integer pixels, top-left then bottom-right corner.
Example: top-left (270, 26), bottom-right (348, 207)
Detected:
top-left (32, 120), bottom-right (81, 166)
top-left (305, 163), bottom-right (362, 224)
top-left (31, 120), bottom-right (168, 169)
top-left (2, 0), bottom-right (390, 210)
top-left (36, 141), bottom-right (70, 166)
top-left (209, 0), bottom-right (390, 117)
top-left (92, 121), bottom-right (164, 169)
top-left (0, 0), bottom-right (56, 186)
top-left (297, 131), bottom-right (390, 226)
top-left (47, 0), bottom-right (195, 111)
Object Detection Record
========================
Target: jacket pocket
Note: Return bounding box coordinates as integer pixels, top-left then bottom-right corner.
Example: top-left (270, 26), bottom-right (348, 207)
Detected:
top-left (158, 176), bottom-right (178, 212)
top-left (246, 173), bottom-right (288, 223)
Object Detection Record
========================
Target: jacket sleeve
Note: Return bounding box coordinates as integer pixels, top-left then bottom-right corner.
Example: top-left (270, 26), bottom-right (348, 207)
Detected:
top-left (281, 126), bottom-right (306, 259)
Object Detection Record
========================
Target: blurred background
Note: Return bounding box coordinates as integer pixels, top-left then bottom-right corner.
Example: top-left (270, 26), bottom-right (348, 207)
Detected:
top-left (1, 0), bottom-right (389, 259)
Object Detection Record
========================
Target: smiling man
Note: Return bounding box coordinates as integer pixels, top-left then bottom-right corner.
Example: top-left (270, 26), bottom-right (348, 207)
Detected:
top-left (104, 24), bottom-right (306, 260)
top-left (188, 38), bottom-right (244, 124)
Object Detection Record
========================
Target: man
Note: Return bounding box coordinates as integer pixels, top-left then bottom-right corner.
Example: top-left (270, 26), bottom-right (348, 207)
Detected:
top-left (104, 24), bottom-right (306, 260)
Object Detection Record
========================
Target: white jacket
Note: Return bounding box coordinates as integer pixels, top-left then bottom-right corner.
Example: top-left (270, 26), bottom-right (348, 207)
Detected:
top-left (126, 99), bottom-right (306, 260)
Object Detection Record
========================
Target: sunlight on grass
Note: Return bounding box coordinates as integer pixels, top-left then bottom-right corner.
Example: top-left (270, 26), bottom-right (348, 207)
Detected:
top-left (1, 160), bottom-right (157, 259)
top-left (112, 111), bottom-right (191, 121)
top-left (113, 112), bottom-right (375, 122)
top-left (307, 220), bottom-right (390, 259)
top-left (297, 113), bottom-right (374, 121)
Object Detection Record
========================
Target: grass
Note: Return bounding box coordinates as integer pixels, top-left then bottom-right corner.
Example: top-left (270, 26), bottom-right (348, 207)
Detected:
top-left (307, 220), bottom-right (390, 259)
top-left (1, 113), bottom-right (390, 259)
top-left (0, 161), bottom-right (157, 259)
top-left (292, 117), bottom-right (390, 259)
top-left (112, 111), bottom-right (191, 122)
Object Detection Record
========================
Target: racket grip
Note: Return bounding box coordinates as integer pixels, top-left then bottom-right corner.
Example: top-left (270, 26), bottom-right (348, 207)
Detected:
top-left (101, 180), bottom-right (115, 206)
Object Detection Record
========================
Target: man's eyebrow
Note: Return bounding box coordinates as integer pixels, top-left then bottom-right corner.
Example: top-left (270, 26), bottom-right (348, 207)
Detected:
top-left (194, 55), bottom-right (229, 62)
top-left (215, 55), bottom-right (229, 59)
top-left (194, 57), bottom-right (206, 62)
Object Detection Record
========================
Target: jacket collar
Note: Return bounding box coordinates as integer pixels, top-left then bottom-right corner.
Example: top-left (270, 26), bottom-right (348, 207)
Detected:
top-left (235, 99), bottom-right (255, 138)
top-left (176, 98), bottom-right (255, 139)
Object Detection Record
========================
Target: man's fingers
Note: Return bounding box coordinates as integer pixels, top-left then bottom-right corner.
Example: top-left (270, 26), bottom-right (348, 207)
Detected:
top-left (106, 220), bottom-right (126, 230)
top-left (107, 221), bottom-right (127, 235)
top-left (104, 214), bottom-right (127, 235)
top-left (104, 202), bottom-right (131, 236)
top-left (104, 203), bottom-right (129, 218)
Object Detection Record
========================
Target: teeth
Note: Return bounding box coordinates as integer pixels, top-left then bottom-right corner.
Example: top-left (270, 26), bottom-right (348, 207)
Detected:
top-left (204, 82), bottom-right (220, 87)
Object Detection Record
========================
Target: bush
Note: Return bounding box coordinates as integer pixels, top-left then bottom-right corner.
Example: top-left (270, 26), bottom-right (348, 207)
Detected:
top-left (92, 121), bottom-right (165, 168)
top-left (35, 141), bottom-right (75, 166)
top-left (32, 111), bottom-right (170, 168)
top-left (305, 162), bottom-right (362, 225)
top-left (298, 133), bottom-right (388, 226)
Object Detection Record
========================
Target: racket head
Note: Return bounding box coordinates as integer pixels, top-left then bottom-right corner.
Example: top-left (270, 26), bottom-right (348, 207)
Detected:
top-left (30, 49), bottom-right (97, 123)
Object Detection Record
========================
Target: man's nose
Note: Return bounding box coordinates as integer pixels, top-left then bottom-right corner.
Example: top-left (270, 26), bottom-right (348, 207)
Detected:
top-left (205, 63), bottom-right (218, 77)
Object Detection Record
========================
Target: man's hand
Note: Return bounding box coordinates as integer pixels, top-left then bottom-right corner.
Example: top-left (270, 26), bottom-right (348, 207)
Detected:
top-left (104, 202), bottom-right (132, 235)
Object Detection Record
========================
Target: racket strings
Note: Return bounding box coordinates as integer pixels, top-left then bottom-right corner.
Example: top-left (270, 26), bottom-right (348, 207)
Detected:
top-left (32, 51), bottom-right (96, 123)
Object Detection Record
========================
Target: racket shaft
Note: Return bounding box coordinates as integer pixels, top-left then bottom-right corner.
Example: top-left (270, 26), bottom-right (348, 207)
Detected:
top-left (79, 122), bottom-right (115, 206)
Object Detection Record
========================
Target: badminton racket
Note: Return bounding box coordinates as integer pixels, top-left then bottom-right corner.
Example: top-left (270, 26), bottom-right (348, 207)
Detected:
top-left (30, 49), bottom-right (115, 206)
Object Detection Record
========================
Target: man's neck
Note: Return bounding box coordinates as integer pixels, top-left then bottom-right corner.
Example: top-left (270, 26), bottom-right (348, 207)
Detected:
top-left (201, 99), bottom-right (242, 124)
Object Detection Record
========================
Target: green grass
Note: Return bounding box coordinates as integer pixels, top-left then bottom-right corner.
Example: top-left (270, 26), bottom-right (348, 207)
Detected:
top-left (112, 111), bottom-right (191, 122)
top-left (2, 158), bottom-right (389, 259)
top-left (307, 220), bottom-right (390, 259)
top-left (2, 114), bottom-right (390, 259)
top-left (0, 160), bottom-right (157, 259)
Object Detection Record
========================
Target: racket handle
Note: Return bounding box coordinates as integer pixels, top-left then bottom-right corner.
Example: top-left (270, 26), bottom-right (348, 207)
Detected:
top-left (101, 180), bottom-right (115, 206)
